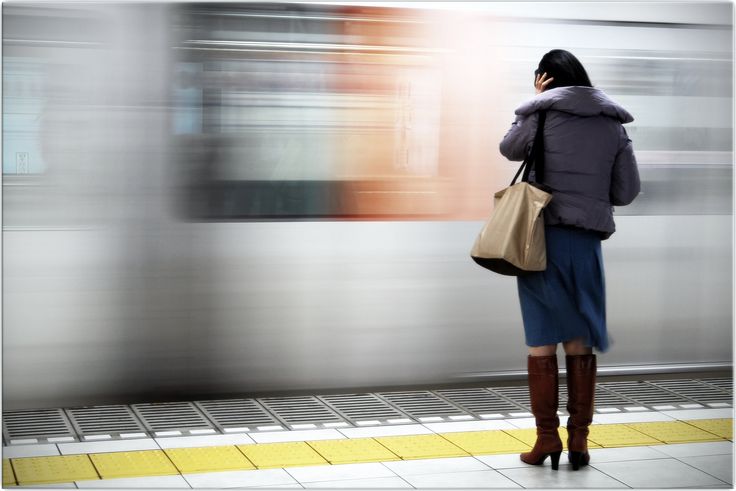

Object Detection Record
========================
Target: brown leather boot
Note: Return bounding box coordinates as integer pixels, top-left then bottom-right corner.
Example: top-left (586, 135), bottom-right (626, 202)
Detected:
top-left (565, 354), bottom-right (596, 470)
top-left (520, 355), bottom-right (563, 470)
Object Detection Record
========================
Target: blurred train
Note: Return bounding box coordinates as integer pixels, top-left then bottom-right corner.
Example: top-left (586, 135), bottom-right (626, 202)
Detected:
top-left (2, 2), bottom-right (732, 409)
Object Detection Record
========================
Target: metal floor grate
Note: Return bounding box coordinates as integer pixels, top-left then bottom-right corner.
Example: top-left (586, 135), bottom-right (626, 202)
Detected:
top-left (651, 379), bottom-right (732, 405)
top-left (377, 391), bottom-right (468, 420)
top-left (490, 386), bottom-right (537, 412)
top-left (594, 386), bottom-right (637, 407)
top-left (2, 409), bottom-right (77, 443)
top-left (599, 381), bottom-right (692, 407)
top-left (66, 405), bottom-right (146, 438)
top-left (319, 393), bottom-right (409, 424)
top-left (195, 399), bottom-right (280, 431)
top-left (257, 396), bottom-right (345, 428)
top-left (131, 402), bottom-right (214, 435)
top-left (436, 388), bottom-right (525, 415)
top-left (701, 377), bottom-right (733, 394)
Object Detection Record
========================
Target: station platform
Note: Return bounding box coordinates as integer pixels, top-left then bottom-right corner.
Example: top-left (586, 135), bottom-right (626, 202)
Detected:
top-left (2, 374), bottom-right (733, 488)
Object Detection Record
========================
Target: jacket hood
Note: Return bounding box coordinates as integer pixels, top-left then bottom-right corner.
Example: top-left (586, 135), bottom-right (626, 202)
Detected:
top-left (515, 86), bottom-right (634, 123)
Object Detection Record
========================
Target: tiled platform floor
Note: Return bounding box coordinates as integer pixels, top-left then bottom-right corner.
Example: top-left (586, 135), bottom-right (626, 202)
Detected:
top-left (3, 408), bottom-right (732, 488)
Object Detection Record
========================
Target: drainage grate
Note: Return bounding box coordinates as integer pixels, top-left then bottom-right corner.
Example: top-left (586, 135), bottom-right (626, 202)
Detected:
top-left (319, 393), bottom-right (409, 424)
top-left (377, 391), bottom-right (467, 420)
top-left (131, 402), bottom-right (214, 435)
top-left (66, 405), bottom-right (146, 438)
top-left (489, 386), bottom-right (537, 412)
top-left (700, 377), bottom-right (733, 395)
top-left (436, 388), bottom-right (525, 415)
top-left (599, 381), bottom-right (691, 407)
top-left (195, 399), bottom-right (280, 431)
top-left (594, 386), bottom-right (637, 407)
top-left (257, 396), bottom-right (345, 428)
top-left (651, 379), bottom-right (732, 405)
top-left (2, 409), bottom-right (77, 443)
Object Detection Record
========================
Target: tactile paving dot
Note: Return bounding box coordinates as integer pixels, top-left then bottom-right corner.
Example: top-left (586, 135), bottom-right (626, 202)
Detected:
top-left (237, 442), bottom-right (328, 469)
top-left (626, 421), bottom-right (726, 444)
top-left (89, 450), bottom-right (178, 479)
top-left (683, 419), bottom-right (733, 440)
top-left (587, 424), bottom-right (661, 447)
top-left (440, 430), bottom-right (531, 455)
top-left (165, 446), bottom-right (255, 473)
top-left (3, 459), bottom-right (17, 486)
top-left (374, 434), bottom-right (468, 460)
top-left (504, 427), bottom-right (601, 450)
top-left (11, 455), bottom-right (99, 485)
top-left (307, 438), bottom-right (400, 464)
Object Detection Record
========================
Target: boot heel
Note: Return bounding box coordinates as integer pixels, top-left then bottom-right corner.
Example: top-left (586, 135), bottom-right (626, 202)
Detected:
top-left (569, 451), bottom-right (583, 471)
top-left (550, 451), bottom-right (562, 470)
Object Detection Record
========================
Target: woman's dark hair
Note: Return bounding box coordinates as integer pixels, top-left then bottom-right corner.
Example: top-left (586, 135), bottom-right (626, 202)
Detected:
top-left (535, 49), bottom-right (592, 90)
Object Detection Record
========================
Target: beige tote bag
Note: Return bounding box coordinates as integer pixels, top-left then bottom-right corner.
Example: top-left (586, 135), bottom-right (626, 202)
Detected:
top-left (471, 111), bottom-right (552, 276)
top-left (470, 182), bottom-right (552, 275)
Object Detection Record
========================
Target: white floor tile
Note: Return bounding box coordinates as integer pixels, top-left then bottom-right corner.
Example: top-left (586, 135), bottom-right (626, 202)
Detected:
top-left (661, 408), bottom-right (734, 421)
top-left (302, 477), bottom-right (412, 488)
top-left (401, 469), bottom-right (521, 488)
top-left (2, 444), bottom-right (61, 458)
top-left (285, 462), bottom-right (396, 483)
top-left (680, 454), bottom-right (733, 484)
top-left (500, 464), bottom-right (628, 488)
top-left (652, 441), bottom-right (734, 458)
top-left (592, 458), bottom-right (725, 488)
top-left (592, 411), bottom-right (675, 424)
top-left (587, 445), bottom-right (670, 463)
top-left (77, 475), bottom-right (191, 488)
top-left (248, 485), bottom-right (303, 489)
top-left (339, 424), bottom-right (432, 439)
top-left (504, 417), bottom-right (537, 429)
top-left (59, 439), bottom-right (159, 455)
top-left (183, 469), bottom-right (298, 488)
top-left (476, 453), bottom-right (541, 470)
top-left (155, 433), bottom-right (255, 449)
top-left (423, 420), bottom-right (516, 434)
top-left (250, 429), bottom-right (345, 444)
top-left (382, 456), bottom-right (490, 476)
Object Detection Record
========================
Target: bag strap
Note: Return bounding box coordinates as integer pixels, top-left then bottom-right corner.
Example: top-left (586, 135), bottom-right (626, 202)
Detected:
top-left (511, 111), bottom-right (546, 185)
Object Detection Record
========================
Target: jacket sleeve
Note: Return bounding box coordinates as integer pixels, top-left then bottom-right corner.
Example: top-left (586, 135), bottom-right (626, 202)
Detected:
top-left (499, 113), bottom-right (537, 162)
top-left (610, 126), bottom-right (641, 206)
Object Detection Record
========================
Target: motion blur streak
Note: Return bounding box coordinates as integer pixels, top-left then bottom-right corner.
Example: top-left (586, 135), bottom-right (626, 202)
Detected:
top-left (2, 2), bottom-right (732, 409)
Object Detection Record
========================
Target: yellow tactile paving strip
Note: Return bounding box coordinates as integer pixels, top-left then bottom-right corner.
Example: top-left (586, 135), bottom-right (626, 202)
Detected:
top-left (3, 459), bottom-right (17, 486)
top-left (237, 442), bottom-right (327, 468)
top-left (683, 419), bottom-right (733, 440)
top-left (307, 438), bottom-right (400, 464)
top-left (441, 430), bottom-right (531, 455)
top-left (5, 418), bottom-right (732, 485)
top-left (375, 434), bottom-right (469, 460)
top-left (11, 455), bottom-right (99, 485)
top-left (626, 421), bottom-right (726, 444)
top-left (165, 446), bottom-right (255, 473)
top-left (89, 450), bottom-right (178, 479)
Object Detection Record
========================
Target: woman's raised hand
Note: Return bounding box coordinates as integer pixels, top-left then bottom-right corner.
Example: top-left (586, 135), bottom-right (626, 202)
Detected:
top-left (535, 72), bottom-right (554, 94)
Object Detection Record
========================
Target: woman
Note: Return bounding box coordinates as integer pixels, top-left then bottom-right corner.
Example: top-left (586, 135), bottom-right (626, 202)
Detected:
top-left (499, 50), bottom-right (640, 471)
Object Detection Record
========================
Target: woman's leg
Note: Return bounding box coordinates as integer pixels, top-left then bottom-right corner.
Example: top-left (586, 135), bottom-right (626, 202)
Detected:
top-left (521, 343), bottom-right (562, 469)
top-left (529, 344), bottom-right (557, 356)
top-left (562, 337), bottom-right (596, 470)
top-left (562, 337), bottom-right (592, 356)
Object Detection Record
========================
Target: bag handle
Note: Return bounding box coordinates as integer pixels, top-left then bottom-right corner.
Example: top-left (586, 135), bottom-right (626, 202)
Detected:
top-left (511, 111), bottom-right (546, 186)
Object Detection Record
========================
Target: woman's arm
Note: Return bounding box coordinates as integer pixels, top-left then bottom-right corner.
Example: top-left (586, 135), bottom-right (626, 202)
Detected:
top-left (499, 112), bottom-right (538, 162)
top-left (610, 126), bottom-right (641, 206)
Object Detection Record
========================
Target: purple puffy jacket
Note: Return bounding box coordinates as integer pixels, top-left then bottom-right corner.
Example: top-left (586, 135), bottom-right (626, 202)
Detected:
top-left (500, 86), bottom-right (640, 239)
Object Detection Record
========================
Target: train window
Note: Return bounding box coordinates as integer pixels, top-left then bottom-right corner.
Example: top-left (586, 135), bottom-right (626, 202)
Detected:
top-left (173, 5), bottom-right (450, 220)
top-left (3, 58), bottom-right (47, 175)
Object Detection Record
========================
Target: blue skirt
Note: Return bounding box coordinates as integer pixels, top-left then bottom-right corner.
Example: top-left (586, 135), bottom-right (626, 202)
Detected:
top-left (517, 225), bottom-right (609, 352)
